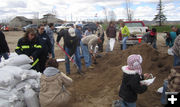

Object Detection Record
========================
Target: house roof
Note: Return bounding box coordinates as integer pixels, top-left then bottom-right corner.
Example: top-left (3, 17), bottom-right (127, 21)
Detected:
top-left (12, 16), bottom-right (32, 22)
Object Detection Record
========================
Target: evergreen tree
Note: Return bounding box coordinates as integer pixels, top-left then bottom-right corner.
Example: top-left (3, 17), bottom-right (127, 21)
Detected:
top-left (154, 0), bottom-right (167, 26)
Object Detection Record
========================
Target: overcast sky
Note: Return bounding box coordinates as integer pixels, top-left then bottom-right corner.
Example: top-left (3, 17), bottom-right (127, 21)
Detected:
top-left (0, 0), bottom-right (179, 22)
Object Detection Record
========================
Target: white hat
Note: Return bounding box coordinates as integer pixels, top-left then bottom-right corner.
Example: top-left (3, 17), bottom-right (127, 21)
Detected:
top-left (68, 28), bottom-right (76, 37)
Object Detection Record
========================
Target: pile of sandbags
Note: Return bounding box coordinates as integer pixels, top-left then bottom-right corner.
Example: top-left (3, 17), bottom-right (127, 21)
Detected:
top-left (0, 54), bottom-right (41, 107)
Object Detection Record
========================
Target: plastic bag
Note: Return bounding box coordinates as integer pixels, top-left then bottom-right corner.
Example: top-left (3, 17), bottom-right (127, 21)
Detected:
top-left (24, 88), bottom-right (39, 107)
top-left (157, 87), bottom-right (163, 93)
top-left (168, 48), bottom-right (174, 56)
top-left (140, 77), bottom-right (156, 86)
top-left (7, 54), bottom-right (33, 66)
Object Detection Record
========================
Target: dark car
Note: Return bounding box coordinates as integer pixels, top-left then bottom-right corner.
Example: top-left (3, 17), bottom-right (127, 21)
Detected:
top-left (22, 24), bottom-right (38, 32)
top-left (82, 23), bottom-right (97, 33)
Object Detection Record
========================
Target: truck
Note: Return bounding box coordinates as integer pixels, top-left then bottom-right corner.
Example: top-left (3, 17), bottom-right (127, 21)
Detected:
top-left (118, 21), bottom-right (149, 47)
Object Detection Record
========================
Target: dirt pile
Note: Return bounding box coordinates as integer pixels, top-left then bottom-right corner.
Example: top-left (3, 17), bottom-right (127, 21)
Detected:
top-left (68, 44), bottom-right (173, 107)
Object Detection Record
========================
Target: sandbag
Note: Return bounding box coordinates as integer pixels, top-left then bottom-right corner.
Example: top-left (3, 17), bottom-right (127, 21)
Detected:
top-left (168, 48), bottom-right (174, 56)
top-left (19, 64), bottom-right (32, 70)
top-left (7, 54), bottom-right (33, 66)
top-left (24, 88), bottom-right (39, 107)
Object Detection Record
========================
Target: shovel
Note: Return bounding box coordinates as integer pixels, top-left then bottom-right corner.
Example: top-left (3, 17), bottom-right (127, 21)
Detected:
top-left (57, 43), bottom-right (80, 71)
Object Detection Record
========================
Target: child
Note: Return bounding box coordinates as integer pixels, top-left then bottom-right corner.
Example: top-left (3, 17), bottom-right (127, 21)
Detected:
top-left (39, 58), bottom-right (73, 107)
top-left (119, 54), bottom-right (149, 107)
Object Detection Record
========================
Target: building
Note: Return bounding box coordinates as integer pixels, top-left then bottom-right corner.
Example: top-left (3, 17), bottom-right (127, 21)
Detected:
top-left (9, 16), bottom-right (32, 28)
top-left (40, 13), bottom-right (64, 24)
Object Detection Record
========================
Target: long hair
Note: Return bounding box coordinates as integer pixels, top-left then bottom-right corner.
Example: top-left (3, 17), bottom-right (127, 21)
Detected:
top-left (23, 28), bottom-right (36, 42)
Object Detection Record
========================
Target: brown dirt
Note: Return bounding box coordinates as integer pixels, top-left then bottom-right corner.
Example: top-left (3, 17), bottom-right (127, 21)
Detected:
top-left (4, 31), bottom-right (173, 107)
top-left (67, 44), bottom-right (173, 107)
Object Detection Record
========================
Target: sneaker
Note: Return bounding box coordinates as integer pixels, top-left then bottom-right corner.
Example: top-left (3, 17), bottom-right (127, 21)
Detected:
top-left (77, 70), bottom-right (84, 75)
top-left (88, 65), bottom-right (94, 69)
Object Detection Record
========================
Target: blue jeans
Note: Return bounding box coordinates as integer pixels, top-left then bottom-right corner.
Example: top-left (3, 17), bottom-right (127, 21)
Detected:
top-left (120, 100), bottom-right (136, 107)
top-left (122, 37), bottom-right (128, 50)
top-left (174, 54), bottom-right (180, 66)
top-left (51, 44), bottom-right (55, 58)
top-left (0, 52), bottom-right (9, 62)
top-left (161, 80), bottom-right (168, 105)
top-left (80, 42), bottom-right (92, 67)
top-left (74, 46), bottom-right (82, 71)
top-left (152, 39), bottom-right (157, 49)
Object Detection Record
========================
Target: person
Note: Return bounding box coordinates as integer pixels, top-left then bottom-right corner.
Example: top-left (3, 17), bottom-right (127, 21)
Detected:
top-left (161, 66), bottom-right (180, 105)
top-left (57, 27), bottom-right (82, 75)
top-left (119, 54), bottom-right (150, 107)
top-left (39, 58), bottom-right (73, 107)
top-left (172, 35), bottom-right (180, 66)
top-left (37, 24), bottom-right (52, 73)
top-left (106, 22), bottom-right (116, 52)
top-left (15, 28), bottom-right (42, 71)
top-left (96, 22), bottom-right (104, 52)
top-left (46, 23), bottom-right (55, 58)
top-left (81, 34), bottom-right (102, 68)
top-left (165, 32), bottom-right (177, 48)
top-left (142, 28), bottom-right (157, 49)
top-left (120, 21), bottom-right (130, 50)
top-left (171, 25), bottom-right (180, 36)
top-left (75, 24), bottom-right (83, 58)
top-left (84, 28), bottom-right (92, 36)
top-left (0, 30), bottom-right (10, 62)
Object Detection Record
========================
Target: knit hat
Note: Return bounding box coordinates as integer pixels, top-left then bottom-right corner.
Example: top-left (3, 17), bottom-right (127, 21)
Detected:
top-left (68, 28), bottom-right (76, 37)
top-left (127, 54), bottom-right (143, 75)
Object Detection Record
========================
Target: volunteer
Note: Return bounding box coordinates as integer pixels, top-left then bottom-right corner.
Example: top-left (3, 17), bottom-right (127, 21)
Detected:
top-left (106, 21), bottom-right (116, 52)
top-left (0, 30), bottom-right (10, 62)
top-left (15, 28), bottom-right (42, 71)
top-left (40, 58), bottom-right (73, 107)
top-left (81, 34), bottom-right (102, 67)
top-left (46, 23), bottom-right (55, 58)
top-left (57, 27), bottom-right (83, 75)
top-left (96, 22), bottom-right (104, 52)
top-left (120, 21), bottom-right (130, 50)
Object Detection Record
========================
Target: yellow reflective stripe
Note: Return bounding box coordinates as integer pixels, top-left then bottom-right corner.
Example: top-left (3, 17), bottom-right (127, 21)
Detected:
top-left (34, 44), bottom-right (42, 48)
top-left (16, 46), bottom-right (20, 49)
top-left (21, 45), bottom-right (30, 49)
top-left (32, 58), bottom-right (39, 67)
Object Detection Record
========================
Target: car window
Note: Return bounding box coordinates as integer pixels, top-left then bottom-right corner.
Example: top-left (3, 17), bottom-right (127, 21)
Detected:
top-left (125, 23), bottom-right (143, 27)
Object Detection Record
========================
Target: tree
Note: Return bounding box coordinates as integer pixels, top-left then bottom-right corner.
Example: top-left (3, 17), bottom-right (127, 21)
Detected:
top-left (154, 0), bottom-right (167, 26)
top-left (126, 0), bottom-right (133, 21)
top-left (102, 7), bottom-right (108, 23)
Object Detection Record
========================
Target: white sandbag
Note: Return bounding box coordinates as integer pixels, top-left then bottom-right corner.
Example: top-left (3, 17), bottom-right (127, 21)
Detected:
top-left (7, 54), bottom-right (33, 66)
top-left (109, 38), bottom-right (115, 51)
top-left (24, 88), bottom-right (39, 107)
top-left (168, 48), bottom-right (174, 56)
top-left (0, 98), bottom-right (11, 107)
top-left (25, 79), bottom-right (40, 90)
top-left (19, 64), bottom-right (32, 70)
top-left (157, 87), bottom-right (163, 93)
top-left (21, 69), bottom-right (41, 80)
top-left (9, 53), bottom-right (18, 58)
top-left (0, 71), bottom-right (17, 91)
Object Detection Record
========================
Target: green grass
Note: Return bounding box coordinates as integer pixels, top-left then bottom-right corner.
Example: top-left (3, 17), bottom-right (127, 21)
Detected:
top-left (149, 25), bottom-right (180, 33)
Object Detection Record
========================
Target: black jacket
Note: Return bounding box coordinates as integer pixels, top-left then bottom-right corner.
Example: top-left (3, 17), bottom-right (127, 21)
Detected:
top-left (0, 31), bottom-right (9, 54)
top-left (57, 29), bottom-right (78, 56)
top-left (37, 32), bottom-right (52, 56)
top-left (15, 37), bottom-right (42, 60)
top-left (119, 66), bottom-right (147, 102)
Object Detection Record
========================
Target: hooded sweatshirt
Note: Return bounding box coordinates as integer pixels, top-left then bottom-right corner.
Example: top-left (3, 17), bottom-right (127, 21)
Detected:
top-left (40, 67), bottom-right (73, 107)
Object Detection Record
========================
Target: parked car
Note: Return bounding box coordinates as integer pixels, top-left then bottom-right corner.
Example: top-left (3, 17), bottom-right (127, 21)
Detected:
top-left (22, 24), bottom-right (38, 32)
top-left (119, 21), bottom-right (149, 48)
top-left (82, 22), bottom-right (97, 33)
top-left (1, 25), bottom-right (9, 31)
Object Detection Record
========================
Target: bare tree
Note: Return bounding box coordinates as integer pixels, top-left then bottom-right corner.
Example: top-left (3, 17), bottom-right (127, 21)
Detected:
top-left (154, 0), bottom-right (167, 26)
top-left (125, 0), bottom-right (133, 21)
